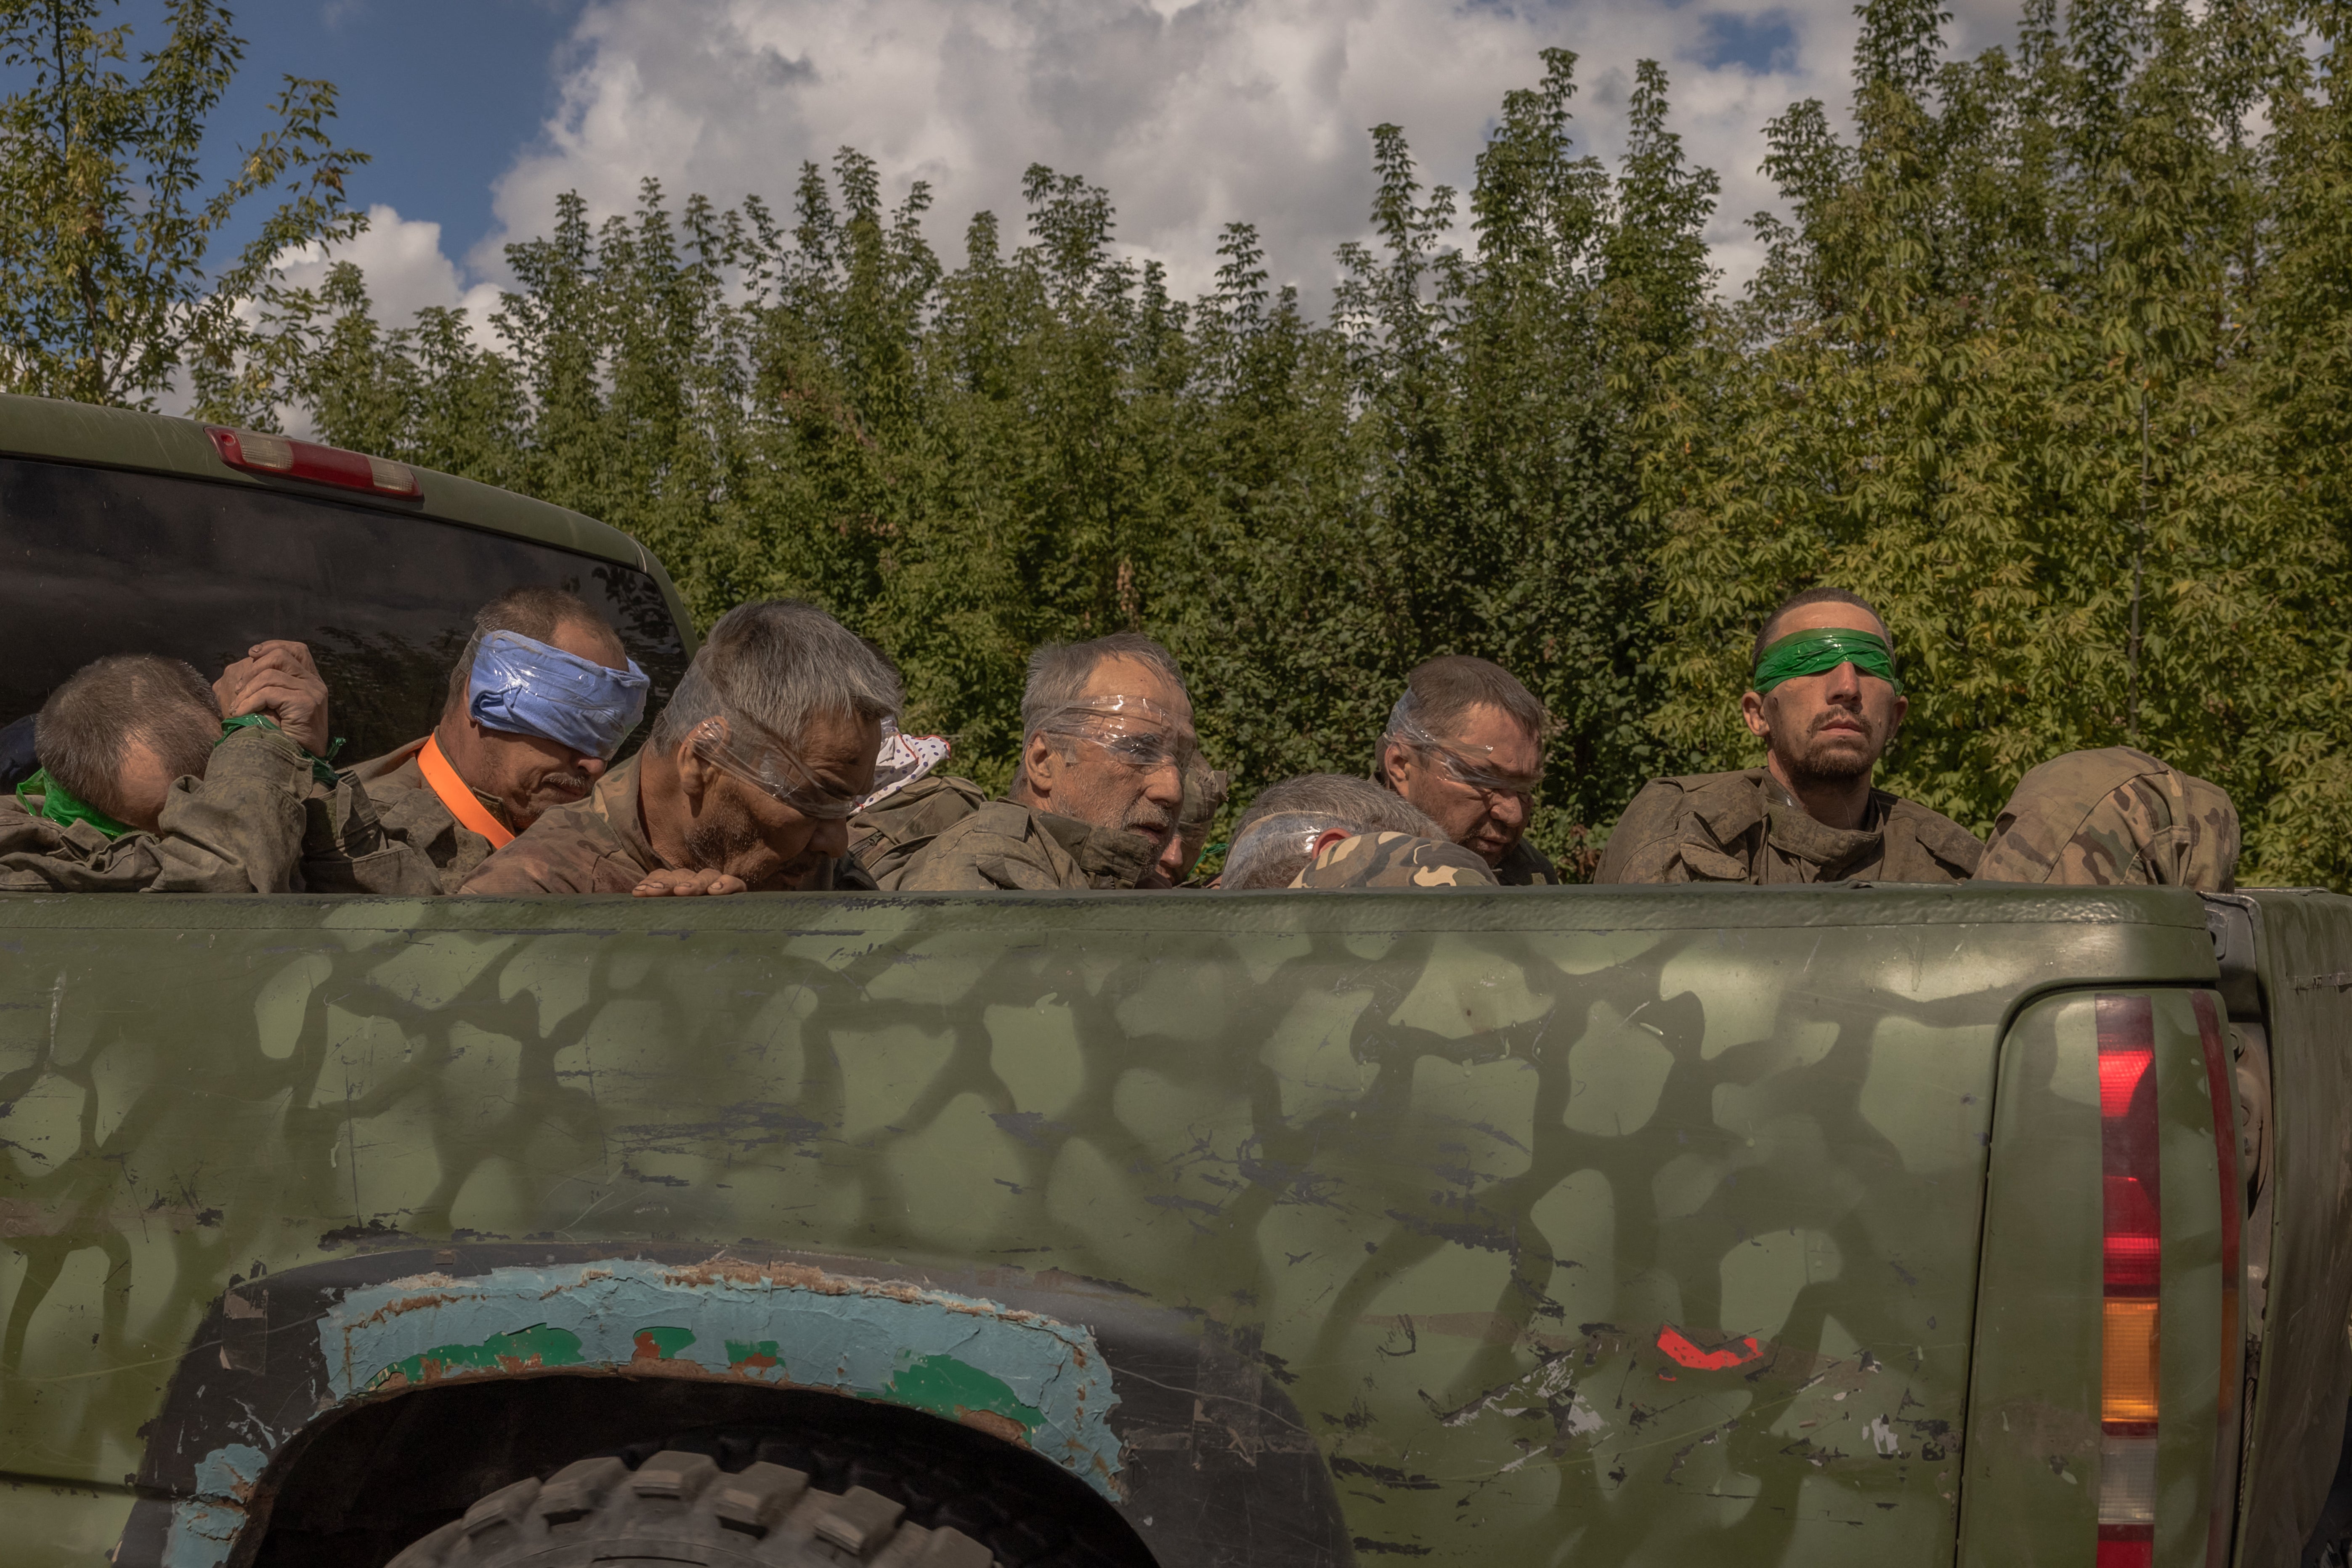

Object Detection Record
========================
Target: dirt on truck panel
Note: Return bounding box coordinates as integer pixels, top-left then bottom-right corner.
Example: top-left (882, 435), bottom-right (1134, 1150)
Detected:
top-left (4, 882), bottom-right (2340, 1567)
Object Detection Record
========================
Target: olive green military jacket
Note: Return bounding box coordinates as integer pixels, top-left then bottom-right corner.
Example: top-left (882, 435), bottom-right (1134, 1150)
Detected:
top-left (849, 775), bottom-right (989, 892)
top-left (347, 736), bottom-right (511, 894)
top-left (893, 799), bottom-right (1161, 892)
top-left (1595, 767), bottom-right (1982, 886)
top-left (459, 757), bottom-right (874, 895)
top-left (0, 724), bottom-right (409, 894)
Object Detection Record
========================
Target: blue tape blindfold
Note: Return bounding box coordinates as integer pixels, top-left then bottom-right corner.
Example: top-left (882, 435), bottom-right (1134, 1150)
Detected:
top-left (468, 630), bottom-right (650, 759)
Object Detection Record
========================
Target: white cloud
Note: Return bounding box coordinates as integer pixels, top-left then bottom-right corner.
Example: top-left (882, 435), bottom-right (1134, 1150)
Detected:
top-left (470, 0), bottom-right (1888, 308)
top-left (274, 204), bottom-right (504, 329)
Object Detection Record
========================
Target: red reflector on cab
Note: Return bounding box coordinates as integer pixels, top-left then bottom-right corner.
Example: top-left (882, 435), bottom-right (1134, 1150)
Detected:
top-left (207, 426), bottom-right (420, 498)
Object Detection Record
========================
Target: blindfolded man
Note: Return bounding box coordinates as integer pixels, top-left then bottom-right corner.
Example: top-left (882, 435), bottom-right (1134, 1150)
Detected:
top-left (460, 599), bottom-right (898, 897)
top-left (351, 586), bottom-right (650, 891)
top-left (1596, 586), bottom-right (1980, 885)
top-left (895, 634), bottom-right (1196, 892)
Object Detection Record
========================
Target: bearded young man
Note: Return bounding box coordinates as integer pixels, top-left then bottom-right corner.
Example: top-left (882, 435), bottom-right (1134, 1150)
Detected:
top-left (1595, 587), bottom-right (1981, 885)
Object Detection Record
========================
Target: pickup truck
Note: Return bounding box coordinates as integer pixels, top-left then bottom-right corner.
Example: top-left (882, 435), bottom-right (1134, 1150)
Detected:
top-left (3, 394), bottom-right (2348, 1568)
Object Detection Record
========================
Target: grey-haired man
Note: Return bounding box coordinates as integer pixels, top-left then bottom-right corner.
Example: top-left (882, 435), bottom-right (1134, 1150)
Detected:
top-left (461, 600), bottom-right (898, 896)
top-left (892, 633), bottom-right (1193, 892)
top-left (1377, 655), bottom-right (1557, 886)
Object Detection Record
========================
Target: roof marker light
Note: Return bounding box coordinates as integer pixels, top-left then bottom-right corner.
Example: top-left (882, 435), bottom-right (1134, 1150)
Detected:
top-left (206, 426), bottom-right (421, 498)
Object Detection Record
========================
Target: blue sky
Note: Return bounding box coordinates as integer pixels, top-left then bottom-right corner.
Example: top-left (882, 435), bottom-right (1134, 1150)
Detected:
top-left (89, 0), bottom-right (2002, 324)
top-left (160, 0), bottom-right (584, 267)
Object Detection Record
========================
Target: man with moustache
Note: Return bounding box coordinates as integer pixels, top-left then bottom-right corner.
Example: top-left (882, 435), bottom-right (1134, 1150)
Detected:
top-left (460, 599), bottom-right (897, 896)
top-left (1595, 587), bottom-right (1981, 885)
top-left (894, 633), bottom-right (1194, 892)
top-left (352, 586), bottom-right (650, 891)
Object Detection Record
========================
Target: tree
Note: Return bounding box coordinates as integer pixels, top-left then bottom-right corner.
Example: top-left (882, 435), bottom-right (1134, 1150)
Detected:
top-left (0, 0), bottom-right (366, 408)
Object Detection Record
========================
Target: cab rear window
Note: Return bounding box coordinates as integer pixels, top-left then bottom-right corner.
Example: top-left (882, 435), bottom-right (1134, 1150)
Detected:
top-left (0, 457), bottom-right (688, 764)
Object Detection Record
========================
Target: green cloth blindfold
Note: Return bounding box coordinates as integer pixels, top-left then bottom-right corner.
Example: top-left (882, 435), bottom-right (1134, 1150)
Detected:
top-left (16, 768), bottom-right (130, 839)
top-left (1752, 627), bottom-right (1904, 696)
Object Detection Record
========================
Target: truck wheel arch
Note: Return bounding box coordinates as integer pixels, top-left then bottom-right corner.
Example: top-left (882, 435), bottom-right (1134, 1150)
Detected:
top-left (116, 1245), bottom-right (1352, 1568)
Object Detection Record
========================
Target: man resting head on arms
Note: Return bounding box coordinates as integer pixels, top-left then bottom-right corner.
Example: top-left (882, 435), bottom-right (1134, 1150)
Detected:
top-left (1595, 586), bottom-right (1980, 885)
top-left (3, 644), bottom-right (339, 892)
top-left (896, 633), bottom-right (1198, 892)
top-left (460, 600), bottom-right (899, 896)
top-left (1220, 773), bottom-right (1496, 890)
top-left (353, 586), bottom-right (647, 891)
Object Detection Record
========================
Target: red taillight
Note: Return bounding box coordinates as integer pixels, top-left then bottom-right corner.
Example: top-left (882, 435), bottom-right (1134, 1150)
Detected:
top-left (2098, 995), bottom-right (2159, 1562)
top-left (206, 426), bottom-right (421, 498)
top-left (2193, 990), bottom-right (2243, 1568)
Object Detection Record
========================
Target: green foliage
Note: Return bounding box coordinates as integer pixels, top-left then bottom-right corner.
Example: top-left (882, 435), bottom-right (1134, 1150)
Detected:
top-left (1641, 0), bottom-right (2352, 886)
top-left (0, 0), bottom-right (364, 406)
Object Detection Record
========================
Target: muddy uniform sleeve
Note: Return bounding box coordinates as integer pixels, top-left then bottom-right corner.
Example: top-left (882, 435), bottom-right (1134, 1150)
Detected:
top-left (458, 807), bottom-right (647, 895)
top-left (1290, 832), bottom-right (1501, 889)
top-left (143, 725), bottom-right (320, 893)
top-left (895, 807), bottom-right (1078, 891)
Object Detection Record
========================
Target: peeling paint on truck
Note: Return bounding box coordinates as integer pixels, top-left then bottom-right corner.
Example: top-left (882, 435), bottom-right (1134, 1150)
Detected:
top-left (324, 1258), bottom-right (1122, 1492)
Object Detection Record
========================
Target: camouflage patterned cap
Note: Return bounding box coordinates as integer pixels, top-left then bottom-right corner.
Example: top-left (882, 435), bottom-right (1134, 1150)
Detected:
top-left (1287, 830), bottom-right (1501, 889)
top-left (1976, 746), bottom-right (2239, 891)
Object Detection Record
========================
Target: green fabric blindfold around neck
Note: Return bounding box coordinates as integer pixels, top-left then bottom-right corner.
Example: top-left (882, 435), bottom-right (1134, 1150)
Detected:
top-left (16, 768), bottom-right (132, 839)
top-left (1752, 626), bottom-right (1904, 696)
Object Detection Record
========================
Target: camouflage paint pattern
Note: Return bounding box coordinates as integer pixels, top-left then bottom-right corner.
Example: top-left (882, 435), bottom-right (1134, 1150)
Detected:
top-left (1976, 746), bottom-right (2241, 891)
top-left (0, 883), bottom-right (2291, 1568)
top-left (1289, 830), bottom-right (1498, 887)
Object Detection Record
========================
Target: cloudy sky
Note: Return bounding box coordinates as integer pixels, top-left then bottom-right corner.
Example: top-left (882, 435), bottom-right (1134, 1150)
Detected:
top-left (201, 0), bottom-right (2021, 327)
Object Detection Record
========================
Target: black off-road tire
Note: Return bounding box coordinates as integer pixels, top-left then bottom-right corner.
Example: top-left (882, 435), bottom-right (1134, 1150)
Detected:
top-left (387, 1448), bottom-right (994, 1568)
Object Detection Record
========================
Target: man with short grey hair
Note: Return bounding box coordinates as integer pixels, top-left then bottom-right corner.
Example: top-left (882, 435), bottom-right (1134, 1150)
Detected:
top-left (1377, 655), bottom-right (1557, 885)
top-left (1221, 774), bottom-right (1497, 890)
top-left (894, 632), bottom-right (1195, 892)
top-left (462, 600), bottom-right (900, 896)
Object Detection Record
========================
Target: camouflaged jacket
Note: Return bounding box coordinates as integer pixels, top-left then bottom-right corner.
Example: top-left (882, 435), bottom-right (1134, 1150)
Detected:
top-left (893, 799), bottom-right (1161, 892)
top-left (1289, 831), bottom-right (1502, 889)
top-left (0, 724), bottom-right (367, 893)
top-left (1595, 767), bottom-right (1981, 886)
top-left (347, 736), bottom-right (509, 894)
top-left (459, 756), bottom-right (873, 895)
top-left (849, 774), bottom-right (989, 892)
top-left (1976, 746), bottom-right (2239, 891)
